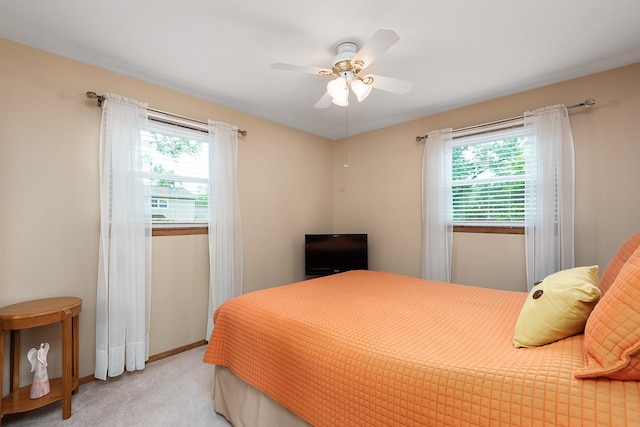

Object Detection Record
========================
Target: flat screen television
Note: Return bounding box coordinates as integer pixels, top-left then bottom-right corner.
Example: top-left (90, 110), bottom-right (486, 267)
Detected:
top-left (305, 234), bottom-right (368, 276)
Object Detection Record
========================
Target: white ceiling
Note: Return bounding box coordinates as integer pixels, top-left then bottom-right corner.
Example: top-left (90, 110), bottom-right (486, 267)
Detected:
top-left (2, 0), bottom-right (640, 140)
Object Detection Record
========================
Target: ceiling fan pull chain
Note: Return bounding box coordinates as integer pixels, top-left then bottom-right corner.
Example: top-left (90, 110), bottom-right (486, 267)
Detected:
top-left (344, 89), bottom-right (349, 168)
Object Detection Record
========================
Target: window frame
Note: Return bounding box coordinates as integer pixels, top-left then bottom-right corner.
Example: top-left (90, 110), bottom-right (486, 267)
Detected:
top-left (144, 112), bottom-right (210, 236)
top-left (449, 123), bottom-right (528, 234)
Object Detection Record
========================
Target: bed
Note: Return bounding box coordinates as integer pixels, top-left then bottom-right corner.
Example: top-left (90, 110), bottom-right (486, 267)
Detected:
top-left (204, 233), bottom-right (640, 426)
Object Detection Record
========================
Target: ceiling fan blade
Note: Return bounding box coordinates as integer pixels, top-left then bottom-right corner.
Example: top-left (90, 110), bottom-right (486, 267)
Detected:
top-left (352, 29), bottom-right (400, 69)
top-left (314, 92), bottom-right (332, 109)
top-left (271, 62), bottom-right (332, 76)
top-left (366, 74), bottom-right (413, 95)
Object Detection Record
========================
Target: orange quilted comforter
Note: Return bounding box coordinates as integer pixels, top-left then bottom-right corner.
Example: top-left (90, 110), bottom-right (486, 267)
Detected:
top-left (204, 270), bottom-right (640, 426)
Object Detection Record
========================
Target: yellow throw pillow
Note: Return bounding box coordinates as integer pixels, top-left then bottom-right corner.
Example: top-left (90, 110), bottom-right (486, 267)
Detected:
top-left (513, 266), bottom-right (600, 348)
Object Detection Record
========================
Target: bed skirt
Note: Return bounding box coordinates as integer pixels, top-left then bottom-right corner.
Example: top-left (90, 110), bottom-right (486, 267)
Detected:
top-left (214, 365), bottom-right (311, 427)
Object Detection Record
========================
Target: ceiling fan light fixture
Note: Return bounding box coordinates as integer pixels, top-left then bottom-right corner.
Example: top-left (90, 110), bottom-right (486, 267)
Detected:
top-left (331, 86), bottom-right (349, 106)
top-left (351, 79), bottom-right (373, 102)
top-left (331, 96), bottom-right (349, 107)
top-left (327, 76), bottom-right (347, 98)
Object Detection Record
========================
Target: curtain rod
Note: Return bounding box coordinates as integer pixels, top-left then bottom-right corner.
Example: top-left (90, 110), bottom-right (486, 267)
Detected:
top-left (86, 91), bottom-right (247, 137)
top-left (415, 98), bottom-right (595, 142)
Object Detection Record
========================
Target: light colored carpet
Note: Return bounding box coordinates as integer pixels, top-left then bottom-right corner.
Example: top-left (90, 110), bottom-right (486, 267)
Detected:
top-left (2, 345), bottom-right (231, 427)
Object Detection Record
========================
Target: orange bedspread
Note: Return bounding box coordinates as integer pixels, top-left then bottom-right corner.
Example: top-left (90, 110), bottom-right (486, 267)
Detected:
top-left (204, 270), bottom-right (640, 426)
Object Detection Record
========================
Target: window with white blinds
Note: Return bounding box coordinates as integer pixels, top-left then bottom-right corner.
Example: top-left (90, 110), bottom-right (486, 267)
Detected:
top-left (141, 119), bottom-right (209, 225)
top-left (451, 127), bottom-right (530, 226)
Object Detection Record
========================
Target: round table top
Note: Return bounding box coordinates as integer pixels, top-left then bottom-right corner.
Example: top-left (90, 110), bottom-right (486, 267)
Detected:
top-left (0, 297), bottom-right (82, 320)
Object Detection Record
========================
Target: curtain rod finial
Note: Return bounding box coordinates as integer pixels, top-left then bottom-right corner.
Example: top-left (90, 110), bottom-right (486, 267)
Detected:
top-left (86, 91), bottom-right (104, 106)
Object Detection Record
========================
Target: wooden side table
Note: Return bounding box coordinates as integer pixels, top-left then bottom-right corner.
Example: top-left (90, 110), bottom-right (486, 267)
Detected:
top-left (0, 297), bottom-right (82, 425)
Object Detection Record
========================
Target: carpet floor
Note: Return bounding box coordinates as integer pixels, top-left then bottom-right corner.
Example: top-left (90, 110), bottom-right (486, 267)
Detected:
top-left (2, 345), bottom-right (231, 427)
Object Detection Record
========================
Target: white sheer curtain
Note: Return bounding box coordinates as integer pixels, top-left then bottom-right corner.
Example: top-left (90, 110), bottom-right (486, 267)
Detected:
top-left (206, 120), bottom-right (243, 340)
top-left (421, 128), bottom-right (453, 282)
top-left (95, 94), bottom-right (152, 380)
top-left (524, 104), bottom-right (575, 289)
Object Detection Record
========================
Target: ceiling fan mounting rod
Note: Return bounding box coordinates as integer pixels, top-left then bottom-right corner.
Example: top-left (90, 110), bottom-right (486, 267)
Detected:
top-left (331, 41), bottom-right (366, 77)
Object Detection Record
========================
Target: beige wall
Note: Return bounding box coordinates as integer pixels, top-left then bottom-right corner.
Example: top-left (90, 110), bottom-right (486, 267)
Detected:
top-left (0, 37), bottom-right (333, 391)
top-left (334, 62), bottom-right (640, 291)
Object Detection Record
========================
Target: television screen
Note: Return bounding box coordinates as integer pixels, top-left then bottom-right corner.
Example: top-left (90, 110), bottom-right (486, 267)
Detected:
top-left (305, 234), bottom-right (368, 276)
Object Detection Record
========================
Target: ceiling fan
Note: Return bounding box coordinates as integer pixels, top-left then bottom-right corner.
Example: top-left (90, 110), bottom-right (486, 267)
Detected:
top-left (271, 29), bottom-right (413, 108)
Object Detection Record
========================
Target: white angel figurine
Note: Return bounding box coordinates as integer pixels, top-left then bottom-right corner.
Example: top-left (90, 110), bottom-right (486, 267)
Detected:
top-left (27, 342), bottom-right (51, 399)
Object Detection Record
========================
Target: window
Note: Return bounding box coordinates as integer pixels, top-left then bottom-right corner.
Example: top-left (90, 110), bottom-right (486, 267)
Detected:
top-left (142, 118), bottom-right (209, 227)
top-left (451, 127), bottom-right (529, 227)
top-left (151, 198), bottom-right (168, 208)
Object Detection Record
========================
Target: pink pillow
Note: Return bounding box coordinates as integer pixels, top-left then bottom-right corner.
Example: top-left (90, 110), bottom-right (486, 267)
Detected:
top-left (575, 244), bottom-right (640, 380)
top-left (599, 231), bottom-right (640, 295)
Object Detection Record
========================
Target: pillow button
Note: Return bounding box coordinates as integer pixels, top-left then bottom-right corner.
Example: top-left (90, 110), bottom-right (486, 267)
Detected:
top-left (533, 289), bottom-right (544, 299)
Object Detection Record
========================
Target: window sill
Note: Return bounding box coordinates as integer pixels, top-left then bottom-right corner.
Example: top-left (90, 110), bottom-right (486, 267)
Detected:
top-left (152, 225), bottom-right (208, 236)
top-left (453, 225), bottom-right (523, 235)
